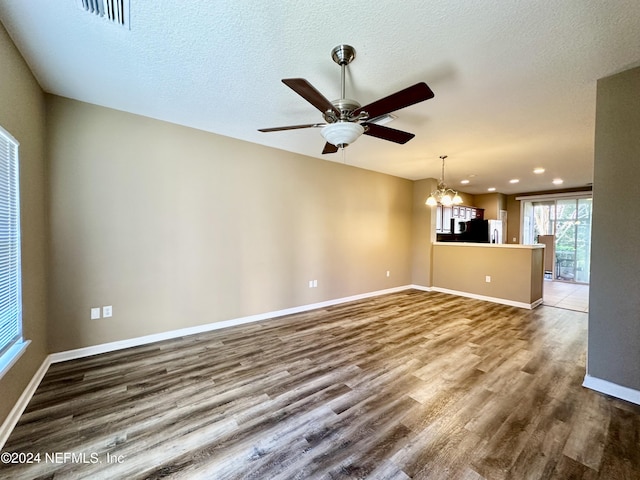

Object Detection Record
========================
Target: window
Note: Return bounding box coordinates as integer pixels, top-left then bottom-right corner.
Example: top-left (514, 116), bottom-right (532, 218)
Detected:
top-left (0, 126), bottom-right (28, 379)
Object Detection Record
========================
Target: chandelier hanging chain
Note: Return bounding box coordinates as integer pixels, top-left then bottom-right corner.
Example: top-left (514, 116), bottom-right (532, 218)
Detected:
top-left (439, 155), bottom-right (448, 187)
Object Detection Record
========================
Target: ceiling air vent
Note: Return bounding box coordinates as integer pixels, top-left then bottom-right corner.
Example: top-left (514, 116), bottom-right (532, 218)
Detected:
top-left (76, 0), bottom-right (130, 29)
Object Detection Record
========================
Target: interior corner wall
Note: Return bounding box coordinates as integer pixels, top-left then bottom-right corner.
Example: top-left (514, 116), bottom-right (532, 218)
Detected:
top-left (588, 66), bottom-right (640, 391)
top-left (0, 23), bottom-right (49, 423)
top-left (411, 178), bottom-right (437, 287)
top-left (474, 192), bottom-right (503, 220)
top-left (46, 95), bottom-right (415, 352)
top-left (506, 195), bottom-right (521, 244)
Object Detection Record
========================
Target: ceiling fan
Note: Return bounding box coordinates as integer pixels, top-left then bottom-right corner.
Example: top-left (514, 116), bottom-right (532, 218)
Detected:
top-left (258, 45), bottom-right (435, 154)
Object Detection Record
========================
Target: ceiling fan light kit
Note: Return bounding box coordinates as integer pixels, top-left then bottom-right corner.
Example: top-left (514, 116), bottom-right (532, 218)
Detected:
top-left (259, 45), bottom-right (434, 154)
top-left (321, 122), bottom-right (364, 148)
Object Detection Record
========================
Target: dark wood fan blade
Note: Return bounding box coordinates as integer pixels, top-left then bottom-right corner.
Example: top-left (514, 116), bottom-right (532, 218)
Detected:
top-left (322, 142), bottom-right (339, 154)
top-left (282, 78), bottom-right (340, 116)
top-left (353, 82), bottom-right (434, 120)
top-left (363, 123), bottom-right (415, 144)
top-left (258, 123), bottom-right (325, 132)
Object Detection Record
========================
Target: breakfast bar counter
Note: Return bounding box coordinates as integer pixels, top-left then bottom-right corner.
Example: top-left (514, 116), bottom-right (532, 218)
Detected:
top-left (431, 242), bottom-right (545, 309)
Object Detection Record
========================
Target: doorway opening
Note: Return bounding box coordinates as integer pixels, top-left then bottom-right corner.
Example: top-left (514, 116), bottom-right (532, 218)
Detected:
top-left (520, 194), bottom-right (592, 284)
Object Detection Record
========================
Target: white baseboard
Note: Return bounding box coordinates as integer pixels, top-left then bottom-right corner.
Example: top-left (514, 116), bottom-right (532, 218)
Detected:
top-left (408, 284), bottom-right (432, 292)
top-left (431, 286), bottom-right (541, 310)
top-left (50, 285), bottom-right (416, 364)
top-left (0, 356), bottom-right (52, 450)
top-left (583, 374), bottom-right (640, 405)
top-left (530, 298), bottom-right (544, 309)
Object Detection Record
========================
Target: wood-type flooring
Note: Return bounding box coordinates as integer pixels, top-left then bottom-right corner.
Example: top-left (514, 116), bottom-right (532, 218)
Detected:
top-left (2, 290), bottom-right (640, 479)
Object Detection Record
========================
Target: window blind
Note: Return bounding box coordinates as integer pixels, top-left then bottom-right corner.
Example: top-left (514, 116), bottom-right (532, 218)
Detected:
top-left (0, 126), bottom-right (22, 362)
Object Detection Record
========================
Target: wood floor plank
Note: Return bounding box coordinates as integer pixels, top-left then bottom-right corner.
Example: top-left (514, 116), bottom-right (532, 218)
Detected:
top-left (562, 390), bottom-right (611, 470)
top-left (1, 290), bottom-right (640, 479)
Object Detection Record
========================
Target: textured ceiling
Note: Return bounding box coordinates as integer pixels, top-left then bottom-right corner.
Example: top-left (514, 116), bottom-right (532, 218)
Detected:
top-left (1, 1), bottom-right (640, 194)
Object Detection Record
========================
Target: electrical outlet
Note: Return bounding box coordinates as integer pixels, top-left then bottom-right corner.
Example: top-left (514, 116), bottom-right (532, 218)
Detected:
top-left (103, 305), bottom-right (113, 318)
top-left (386, 271), bottom-right (390, 277)
top-left (485, 276), bottom-right (491, 283)
top-left (313, 280), bottom-right (318, 288)
top-left (90, 307), bottom-right (100, 320)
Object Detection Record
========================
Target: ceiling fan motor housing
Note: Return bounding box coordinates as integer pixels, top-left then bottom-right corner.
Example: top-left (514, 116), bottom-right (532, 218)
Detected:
top-left (324, 98), bottom-right (363, 123)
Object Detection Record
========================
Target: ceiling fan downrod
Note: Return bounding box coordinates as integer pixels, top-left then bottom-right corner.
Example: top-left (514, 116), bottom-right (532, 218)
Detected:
top-left (331, 44), bottom-right (355, 101)
top-left (327, 45), bottom-right (365, 123)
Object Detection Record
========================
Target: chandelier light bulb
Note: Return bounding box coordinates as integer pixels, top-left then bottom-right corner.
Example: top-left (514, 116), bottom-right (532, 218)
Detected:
top-left (425, 155), bottom-right (463, 207)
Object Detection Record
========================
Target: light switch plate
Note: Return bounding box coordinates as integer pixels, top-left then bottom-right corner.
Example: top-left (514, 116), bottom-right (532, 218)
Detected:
top-left (91, 307), bottom-right (100, 320)
top-left (103, 305), bottom-right (113, 318)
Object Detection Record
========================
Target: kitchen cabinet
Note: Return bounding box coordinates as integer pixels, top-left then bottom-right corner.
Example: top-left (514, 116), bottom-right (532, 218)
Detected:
top-left (436, 205), bottom-right (484, 233)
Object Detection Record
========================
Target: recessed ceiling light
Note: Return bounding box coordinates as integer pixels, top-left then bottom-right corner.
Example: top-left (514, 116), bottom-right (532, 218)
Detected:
top-left (509, 179), bottom-right (520, 184)
top-left (460, 179), bottom-right (470, 184)
top-left (488, 187), bottom-right (496, 192)
top-left (552, 178), bottom-right (564, 185)
top-left (533, 168), bottom-right (545, 174)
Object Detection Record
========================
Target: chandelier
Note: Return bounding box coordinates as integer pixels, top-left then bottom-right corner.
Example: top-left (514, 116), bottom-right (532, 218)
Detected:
top-left (425, 155), bottom-right (463, 207)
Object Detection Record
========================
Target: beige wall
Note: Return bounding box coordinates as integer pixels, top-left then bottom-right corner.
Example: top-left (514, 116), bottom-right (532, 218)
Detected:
top-left (0, 23), bottom-right (49, 422)
top-left (456, 191), bottom-right (475, 207)
top-left (474, 192), bottom-right (506, 220)
top-left (589, 66), bottom-right (640, 390)
top-left (432, 244), bottom-right (544, 305)
top-left (506, 195), bottom-right (521, 243)
top-left (46, 96), bottom-right (415, 352)
top-left (411, 179), bottom-right (437, 286)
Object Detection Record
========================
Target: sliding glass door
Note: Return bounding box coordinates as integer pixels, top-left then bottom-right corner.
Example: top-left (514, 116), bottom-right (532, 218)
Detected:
top-left (571, 197), bottom-right (592, 283)
top-left (521, 195), bottom-right (592, 284)
top-left (530, 200), bottom-right (555, 240)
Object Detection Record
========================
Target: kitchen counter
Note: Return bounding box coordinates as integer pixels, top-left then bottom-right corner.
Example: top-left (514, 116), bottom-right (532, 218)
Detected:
top-left (432, 242), bottom-right (545, 308)
top-left (433, 242), bottom-right (545, 249)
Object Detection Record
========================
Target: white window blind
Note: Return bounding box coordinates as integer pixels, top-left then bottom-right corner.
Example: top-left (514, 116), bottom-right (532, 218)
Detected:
top-left (0, 126), bottom-right (25, 378)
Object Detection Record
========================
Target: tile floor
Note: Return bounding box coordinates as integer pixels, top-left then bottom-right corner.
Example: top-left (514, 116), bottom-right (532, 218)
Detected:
top-left (543, 280), bottom-right (589, 312)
